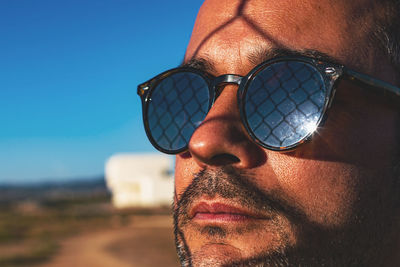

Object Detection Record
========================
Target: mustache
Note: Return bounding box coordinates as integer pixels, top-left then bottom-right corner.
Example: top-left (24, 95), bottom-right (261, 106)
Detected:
top-left (174, 166), bottom-right (305, 224)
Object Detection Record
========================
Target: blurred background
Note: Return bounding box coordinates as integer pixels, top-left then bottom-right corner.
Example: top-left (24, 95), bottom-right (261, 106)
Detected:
top-left (0, 1), bottom-right (203, 266)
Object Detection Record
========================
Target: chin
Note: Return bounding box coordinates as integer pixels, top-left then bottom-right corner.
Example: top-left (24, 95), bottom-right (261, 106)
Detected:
top-left (175, 215), bottom-right (297, 267)
top-left (174, 217), bottom-right (380, 267)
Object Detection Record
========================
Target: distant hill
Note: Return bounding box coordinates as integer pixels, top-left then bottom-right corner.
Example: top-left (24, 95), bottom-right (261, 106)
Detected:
top-left (0, 177), bottom-right (110, 203)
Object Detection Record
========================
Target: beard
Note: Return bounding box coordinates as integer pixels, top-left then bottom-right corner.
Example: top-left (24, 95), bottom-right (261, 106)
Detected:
top-left (173, 165), bottom-right (399, 267)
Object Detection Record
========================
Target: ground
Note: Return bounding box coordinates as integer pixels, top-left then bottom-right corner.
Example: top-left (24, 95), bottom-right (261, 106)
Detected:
top-left (40, 215), bottom-right (179, 267)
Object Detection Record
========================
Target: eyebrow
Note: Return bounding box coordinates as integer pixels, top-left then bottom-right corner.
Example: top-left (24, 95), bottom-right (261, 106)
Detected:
top-left (247, 47), bottom-right (342, 66)
top-left (180, 57), bottom-right (216, 73)
top-left (181, 47), bottom-right (342, 75)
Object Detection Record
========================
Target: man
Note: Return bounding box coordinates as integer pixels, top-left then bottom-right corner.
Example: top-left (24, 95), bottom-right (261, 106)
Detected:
top-left (138, 0), bottom-right (400, 266)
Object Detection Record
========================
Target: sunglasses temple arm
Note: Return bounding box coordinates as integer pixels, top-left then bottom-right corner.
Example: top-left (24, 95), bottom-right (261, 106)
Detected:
top-left (344, 68), bottom-right (400, 97)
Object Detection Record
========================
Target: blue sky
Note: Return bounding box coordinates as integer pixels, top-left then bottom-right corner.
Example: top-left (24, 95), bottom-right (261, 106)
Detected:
top-left (0, 0), bottom-right (203, 184)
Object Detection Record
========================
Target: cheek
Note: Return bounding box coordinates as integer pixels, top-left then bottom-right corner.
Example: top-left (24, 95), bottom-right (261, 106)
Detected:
top-left (268, 154), bottom-right (361, 226)
top-left (316, 82), bottom-right (398, 167)
top-left (174, 156), bottom-right (200, 197)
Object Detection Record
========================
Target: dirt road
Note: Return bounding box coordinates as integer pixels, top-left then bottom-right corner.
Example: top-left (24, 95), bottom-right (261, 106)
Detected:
top-left (40, 215), bottom-right (179, 267)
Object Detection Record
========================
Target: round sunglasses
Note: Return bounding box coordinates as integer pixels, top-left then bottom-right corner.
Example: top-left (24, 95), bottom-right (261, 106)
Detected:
top-left (137, 56), bottom-right (400, 154)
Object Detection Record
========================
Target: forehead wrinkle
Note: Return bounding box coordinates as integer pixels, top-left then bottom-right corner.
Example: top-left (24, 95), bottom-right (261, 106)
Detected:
top-left (188, 1), bottom-right (351, 72)
top-left (188, 37), bottom-right (255, 75)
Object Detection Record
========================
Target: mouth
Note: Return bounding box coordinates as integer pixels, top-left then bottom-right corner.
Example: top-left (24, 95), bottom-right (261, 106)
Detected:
top-left (189, 199), bottom-right (269, 224)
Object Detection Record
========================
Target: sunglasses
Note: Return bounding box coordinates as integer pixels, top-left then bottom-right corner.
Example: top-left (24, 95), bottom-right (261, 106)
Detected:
top-left (137, 56), bottom-right (400, 154)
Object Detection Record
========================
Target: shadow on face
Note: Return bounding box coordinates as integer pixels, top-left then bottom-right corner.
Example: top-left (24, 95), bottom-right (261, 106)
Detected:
top-left (173, 0), bottom-right (400, 266)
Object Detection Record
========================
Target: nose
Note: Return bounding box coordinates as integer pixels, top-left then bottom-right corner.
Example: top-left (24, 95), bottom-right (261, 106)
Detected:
top-left (187, 84), bottom-right (266, 169)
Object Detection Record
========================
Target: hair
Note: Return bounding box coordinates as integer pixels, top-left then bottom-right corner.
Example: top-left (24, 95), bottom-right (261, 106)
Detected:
top-left (371, 1), bottom-right (400, 77)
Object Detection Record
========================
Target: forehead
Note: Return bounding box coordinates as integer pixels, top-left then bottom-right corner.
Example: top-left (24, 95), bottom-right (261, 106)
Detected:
top-left (185, 0), bottom-right (375, 74)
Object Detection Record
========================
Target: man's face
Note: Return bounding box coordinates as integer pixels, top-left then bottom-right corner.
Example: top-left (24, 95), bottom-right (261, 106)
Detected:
top-left (173, 0), bottom-right (400, 266)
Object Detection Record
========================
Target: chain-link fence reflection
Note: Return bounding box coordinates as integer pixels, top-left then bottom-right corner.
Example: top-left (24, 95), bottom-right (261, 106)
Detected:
top-left (147, 72), bottom-right (210, 151)
top-left (244, 61), bottom-right (326, 148)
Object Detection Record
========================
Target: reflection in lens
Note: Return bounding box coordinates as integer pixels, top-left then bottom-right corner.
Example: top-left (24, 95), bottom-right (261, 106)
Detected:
top-left (147, 72), bottom-right (210, 152)
top-left (244, 61), bottom-right (326, 149)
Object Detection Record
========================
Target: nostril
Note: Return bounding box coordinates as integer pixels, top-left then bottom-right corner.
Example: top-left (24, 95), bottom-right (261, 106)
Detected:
top-left (179, 151), bottom-right (192, 159)
top-left (210, 153), bottom-right (240, 165)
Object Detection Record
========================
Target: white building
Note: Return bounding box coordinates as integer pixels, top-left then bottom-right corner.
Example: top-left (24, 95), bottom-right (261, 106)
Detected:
top-left (105, 153), bottom-right (174, 208)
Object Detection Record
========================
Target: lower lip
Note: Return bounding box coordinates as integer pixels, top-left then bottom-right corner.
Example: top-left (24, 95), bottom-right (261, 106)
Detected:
top-left (193, 212), bottom-right (251, 222)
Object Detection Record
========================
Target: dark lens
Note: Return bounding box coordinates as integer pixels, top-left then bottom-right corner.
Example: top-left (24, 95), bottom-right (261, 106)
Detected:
top-left (146, 71), bottom-right (210, 152)
top-left (244, 61), bottom-right (326, 149)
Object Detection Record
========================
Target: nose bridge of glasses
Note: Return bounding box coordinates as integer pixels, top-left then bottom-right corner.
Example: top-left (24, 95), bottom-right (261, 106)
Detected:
top-left (211, 74), bottom-right (243, 98)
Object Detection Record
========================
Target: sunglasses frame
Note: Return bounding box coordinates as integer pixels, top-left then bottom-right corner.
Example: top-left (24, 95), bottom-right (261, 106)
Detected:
top-left (138, 56), bottom-right (400, 154)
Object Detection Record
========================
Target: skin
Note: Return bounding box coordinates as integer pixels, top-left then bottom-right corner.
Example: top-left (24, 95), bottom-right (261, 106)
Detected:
top-left (173, 0), bottom-right (400, 266)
